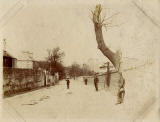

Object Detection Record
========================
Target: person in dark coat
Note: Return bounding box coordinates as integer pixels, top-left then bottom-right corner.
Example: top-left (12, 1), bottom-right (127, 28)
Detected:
top-left (94, 74), bottom-right (99, 91)
top-left (66, 78), bottom-right (70, 89)
top-left (84, 78), bottom-right (88, 85)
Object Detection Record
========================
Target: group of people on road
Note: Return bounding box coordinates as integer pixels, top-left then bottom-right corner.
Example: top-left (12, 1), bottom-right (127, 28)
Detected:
top-left (65, 75), bottom-right (98, 91)
top-left (83, 74), bottom-right (99, 91)
top-left (65, 73), bottom-right (125, 105)
top-left (83, 73), bottom-right (125, 104)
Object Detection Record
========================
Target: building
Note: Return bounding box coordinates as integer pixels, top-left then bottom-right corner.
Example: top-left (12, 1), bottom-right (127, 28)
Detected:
top-left (16, 51), bottom-right (34, 69)
top-left (3, 50), bottom-right (17, 68)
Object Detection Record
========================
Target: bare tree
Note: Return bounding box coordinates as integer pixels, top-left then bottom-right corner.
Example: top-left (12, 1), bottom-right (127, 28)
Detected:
top-left (47, 47), bottom-right (65, 75)
top-left (47, 47), bottom-right (65, 64)
top-left (91, 4), bottom-right (122, 71)
top-left (69, 62), bottom-right (81, 79)
top-left (91, 4), bottom-right (125, 103)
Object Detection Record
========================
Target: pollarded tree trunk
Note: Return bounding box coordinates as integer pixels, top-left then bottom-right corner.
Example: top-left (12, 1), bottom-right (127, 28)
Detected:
top-left (92, 4), bottom-right (125, 103)
top-left (92, 4), bottom-right (121, 71)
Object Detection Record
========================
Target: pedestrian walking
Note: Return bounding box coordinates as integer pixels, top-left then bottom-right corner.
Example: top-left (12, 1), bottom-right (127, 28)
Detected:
top-left (84, 78), bottom-right (88, 85)
top-left (94, 74), bottom-right (99, 91)
top-left (66, 78), bottom-right (70, 89)
top-left (44, 70), bottom-right (47, 86)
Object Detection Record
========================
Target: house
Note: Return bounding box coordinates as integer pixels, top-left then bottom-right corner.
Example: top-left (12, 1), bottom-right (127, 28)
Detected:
top-left (3, 50), bottom-right (17, 68)
top-left (16, 51), bottom-right (34, 69)
top-left (3, 50), bottom-right (34, 69)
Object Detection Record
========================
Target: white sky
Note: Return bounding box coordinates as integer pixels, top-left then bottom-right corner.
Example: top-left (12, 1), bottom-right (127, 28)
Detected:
top-left (1, 0), bottom-right (160, 66)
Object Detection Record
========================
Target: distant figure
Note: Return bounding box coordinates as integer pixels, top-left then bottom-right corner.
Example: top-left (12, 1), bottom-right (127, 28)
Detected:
top-left (44, 70), bottom-right (47, 86)
top-left (94, 74), bottom-right (99, 91)
top-left (116, 77), bottom-right (125, 104)
top-left (66, 78), bottom-right (70, 89)
top-left (116, 86), bottom-right (125, 104)
top-left (84, 78), bottom-right (88, 85)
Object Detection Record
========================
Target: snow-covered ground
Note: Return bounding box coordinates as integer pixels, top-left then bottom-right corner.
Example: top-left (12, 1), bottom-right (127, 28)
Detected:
top-left (122, 62), bottom-right (159, 121)
top-left (1, 63), bottom-right (159, 122)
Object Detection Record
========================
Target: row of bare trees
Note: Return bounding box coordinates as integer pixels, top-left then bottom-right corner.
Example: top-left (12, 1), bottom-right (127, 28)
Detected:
top-left (34, 47), bottom-right (94, 80)
top-left (67, 63), bottom-right (94, 79)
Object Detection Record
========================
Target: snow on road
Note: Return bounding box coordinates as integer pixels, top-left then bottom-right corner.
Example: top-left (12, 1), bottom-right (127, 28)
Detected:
top-left (1, 64), bottom-right (158, 122)
top-left (2, 78), bottom-right (130, 122)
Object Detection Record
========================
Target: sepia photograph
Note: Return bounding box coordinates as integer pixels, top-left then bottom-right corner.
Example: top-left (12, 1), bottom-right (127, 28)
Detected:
top-left (0, 0), bottom-right (159, 122)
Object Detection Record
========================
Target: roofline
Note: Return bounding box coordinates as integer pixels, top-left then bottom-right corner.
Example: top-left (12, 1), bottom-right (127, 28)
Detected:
top-left (3, 50), bottom-right (17, 59)
top-left (17, 59), bottom-right (34, 61)
top-left (3, 56), bottom-right (17, 59)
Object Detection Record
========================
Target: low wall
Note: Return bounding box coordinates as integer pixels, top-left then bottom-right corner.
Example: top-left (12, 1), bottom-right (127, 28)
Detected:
top-left (3, 68), bottom-right (45, 96)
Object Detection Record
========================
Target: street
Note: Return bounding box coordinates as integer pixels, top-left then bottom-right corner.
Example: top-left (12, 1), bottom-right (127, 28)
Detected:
top-left (2, 63), bottom-right (158, 122)
top-left (1, 1), bottom-right (159, 122)
top-left (2, 77), bottom-right (130, 122)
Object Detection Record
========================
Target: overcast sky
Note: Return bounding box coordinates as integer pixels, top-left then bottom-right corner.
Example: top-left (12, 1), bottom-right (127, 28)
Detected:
top-left (1, 0), bottom-right (160, 66)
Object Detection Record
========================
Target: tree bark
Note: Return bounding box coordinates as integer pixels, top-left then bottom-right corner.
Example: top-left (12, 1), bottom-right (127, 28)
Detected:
top-left (92, 4), bottom-right (121, 71)
top-left (92, 4), bottom-right (125, 103)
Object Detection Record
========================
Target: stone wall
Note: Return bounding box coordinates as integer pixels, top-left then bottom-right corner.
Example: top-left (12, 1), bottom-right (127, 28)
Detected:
top-left (3, 68), bottom-right (44, 96)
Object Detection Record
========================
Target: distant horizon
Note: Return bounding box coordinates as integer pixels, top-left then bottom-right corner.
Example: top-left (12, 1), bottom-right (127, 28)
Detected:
top-left (3, 47), bottom-right (152, 69)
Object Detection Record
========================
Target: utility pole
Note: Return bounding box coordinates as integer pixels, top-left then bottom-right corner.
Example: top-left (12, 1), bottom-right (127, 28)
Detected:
top-left (106, 62), bottom-right (110, 87)
top-left (3, 38), bottom-right (6, 51)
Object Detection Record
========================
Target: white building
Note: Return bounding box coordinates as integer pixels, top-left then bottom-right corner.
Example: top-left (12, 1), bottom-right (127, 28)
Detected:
top-left (16, 51), bottom-right (34, 69)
